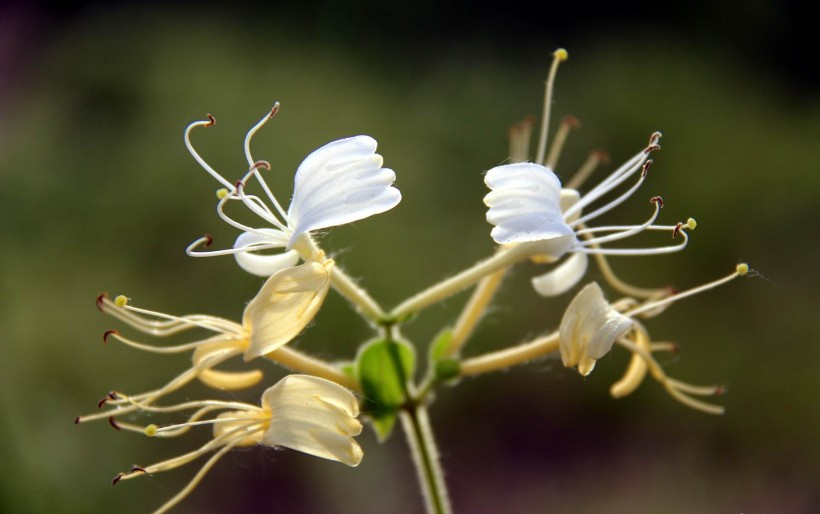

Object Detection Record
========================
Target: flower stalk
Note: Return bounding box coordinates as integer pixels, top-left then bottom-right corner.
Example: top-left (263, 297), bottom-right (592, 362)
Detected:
top-left (400, 405), bottom-right (452, 514)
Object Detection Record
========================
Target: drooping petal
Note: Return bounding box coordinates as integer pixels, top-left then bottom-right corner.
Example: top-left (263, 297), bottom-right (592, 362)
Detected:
top-left (261, 375), bottom-right (363, 467)
top-left (232, 229), bottom-right (300, 277)
top-left (242, 261), bottom-right (333, 360)
top-left (559, 282), bottom-right (633, 376)
top-left (531, 252), bottom-right (589, 296)
top-left (484, 162), bottom-right (574, 245)
top-left (287, 136), bottom-right (401, 247)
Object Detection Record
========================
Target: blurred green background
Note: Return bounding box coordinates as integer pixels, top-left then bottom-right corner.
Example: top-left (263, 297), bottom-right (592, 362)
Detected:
top-left (1, 1), bottom-right (818, 513)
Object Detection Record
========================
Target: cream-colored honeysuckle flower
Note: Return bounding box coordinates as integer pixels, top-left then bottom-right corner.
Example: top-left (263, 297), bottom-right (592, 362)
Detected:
top-left (109, 374), bottom-right (362, 514)
top-left (485, 132), bottom-right (695, 297)
top-left (559, 282), bottom-right (634, 376)
top-left (77, 264), bottom-right (335, 426)
top-left (242, 259), bottom-right (334, 360)
top-left (184, 104), bottom-right (401, 276)
top-left (561, 264), bottom-right (749, 412)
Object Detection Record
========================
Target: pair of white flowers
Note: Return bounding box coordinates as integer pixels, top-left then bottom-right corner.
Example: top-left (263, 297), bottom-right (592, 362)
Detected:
top-left (188, 108), bottom-right (684, 380)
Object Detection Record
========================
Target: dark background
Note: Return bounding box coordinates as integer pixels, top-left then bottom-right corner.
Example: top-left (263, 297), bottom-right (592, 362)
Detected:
top-left (1, 1), bottom-right (817, 513)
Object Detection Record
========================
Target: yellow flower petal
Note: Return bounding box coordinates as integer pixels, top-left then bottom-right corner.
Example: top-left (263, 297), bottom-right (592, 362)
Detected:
top-left (242, 261), bottom-right (333, 360)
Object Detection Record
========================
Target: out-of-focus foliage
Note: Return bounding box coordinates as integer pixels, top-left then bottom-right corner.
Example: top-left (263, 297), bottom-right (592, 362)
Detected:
top-left (1, 4), bottom-right (818, 514)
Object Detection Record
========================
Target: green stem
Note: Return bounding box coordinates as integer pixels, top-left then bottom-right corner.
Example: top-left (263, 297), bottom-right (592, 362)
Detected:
top-left (400, 405), bottom-right (452, 514)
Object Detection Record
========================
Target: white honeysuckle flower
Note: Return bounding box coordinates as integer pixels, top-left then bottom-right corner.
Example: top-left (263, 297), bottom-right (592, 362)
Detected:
top-left (485, 133), bottom-right (695, 296)
top-left (107, 374), bottom-right (362, 513)
top-left (184, 105), bottom-right (401, 276)
top-left (559, 282), bottom-right (634, 376)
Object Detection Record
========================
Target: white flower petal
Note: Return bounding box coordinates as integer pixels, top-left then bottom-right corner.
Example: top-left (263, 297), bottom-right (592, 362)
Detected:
top-left (484, 162), bottom-right (574, 244)
top-left (531, 252), bottom-right (589, 296)
top-left (233, 229), bottom-right (300, 276)
top-left (559, 189), bottom-right (582, 224)
top-left (287, 136), bottom-right (401, 246)
top-left (261, 375), bottom-right (363, 467)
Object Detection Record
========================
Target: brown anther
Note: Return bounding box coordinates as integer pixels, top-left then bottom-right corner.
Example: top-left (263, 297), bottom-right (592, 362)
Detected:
top-left (668, 343), bottom-right (680, 354)
top-left (202, 234), bottom-right (213, 248)
top-left (269, 103), bottom-right (281, 118)
top-left (561, 115), bottom-right (581, 129)
top-left (508, 116), bottom-right (535, 137)
top-left (252, 160), bottom-right (271, 170)
top-left (714, 385), bottom-right (727, 396)
top-left (103, 329), bottom-right (119, 344)
top-left (204, 114), bottom-right (216, 127)
top-left (641, 159), bottom-right (653, 177)
top-left (112, 473), bottom-right (124, 485)
top-left (648, 131), bottom-right (663, 145)
top-left (130, 466), bottom-right (147, 475)
top-left (108, 417), bottom-right (121, 430)
top-left (96, 292), bottom-right (108, 312)
top-left (74, 416), bottom-right (82, 425)
top-left (643, 143), bottom-right (661, 154)
top-left (650, 196), bottom-right (664, 208)
top-left (97, 391), bottom-right (117, 409)
top-left (592, 149), bottom-right (610, 164)
top-left (672, 222), bottom-right (684, 238)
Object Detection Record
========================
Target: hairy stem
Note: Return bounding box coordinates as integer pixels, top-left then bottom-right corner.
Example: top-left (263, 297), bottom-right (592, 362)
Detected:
top-left (400, 405), bottom-right (452, 514)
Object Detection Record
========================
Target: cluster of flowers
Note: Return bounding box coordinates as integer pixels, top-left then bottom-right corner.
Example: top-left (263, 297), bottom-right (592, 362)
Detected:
top-left (77, 49), bottom-right (749, 513)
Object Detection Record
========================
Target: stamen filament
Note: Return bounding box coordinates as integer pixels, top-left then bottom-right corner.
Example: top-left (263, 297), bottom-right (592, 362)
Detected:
top-left (184, 117), bottom-right (234, 191)
top-left (250, 166), bottom-right (290, 224)
top-left (535, 49), bottom-right (568, 166)
top-left (545, 115), bottom-right (579, 170)
top-left (235, 185), bottom-right (290, 232)
top-left (116, 303), bottom-right (243, 337)
top-left (186, 239), bottom-right (285, 258)
top-left (577, 226), bottom-right (689, 256)
top-left (107, 331), bottom-right (240, 354)
top-left (243, 104), bottom-right (279, 167)
top-left (508, 116), bottom-right (535, 163)
top-left (151, 440), bottom-right (241, 514)
top-left (624, 268), bottom-right (744, 318)
top-left (577, 200), bottom-right (661, 246)
top-left (563, 148), bottom-right (649, 220)
top-left (568, 170), bottom-right (649, 228)
top-left (615, 337), bottom-right (724, 415)
top-left (78, 348), bottom-right (243, 422)
top-left (564, 150), bottom-right (608, 190)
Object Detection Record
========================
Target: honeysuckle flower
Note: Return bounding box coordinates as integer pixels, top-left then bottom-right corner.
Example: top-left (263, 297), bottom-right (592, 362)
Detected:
top-left (559, 282), bottom-right (633, 376)
top-left (77, 262), bottom-right (336, 425)
top-left (184, 105), bottom-right (401, 276)
top-left (485, 132), bottom-right (695, 297)
top-left (109, 375), bottom-right (362, 513)
top-left (561, 264), bottom-right (749, 412)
